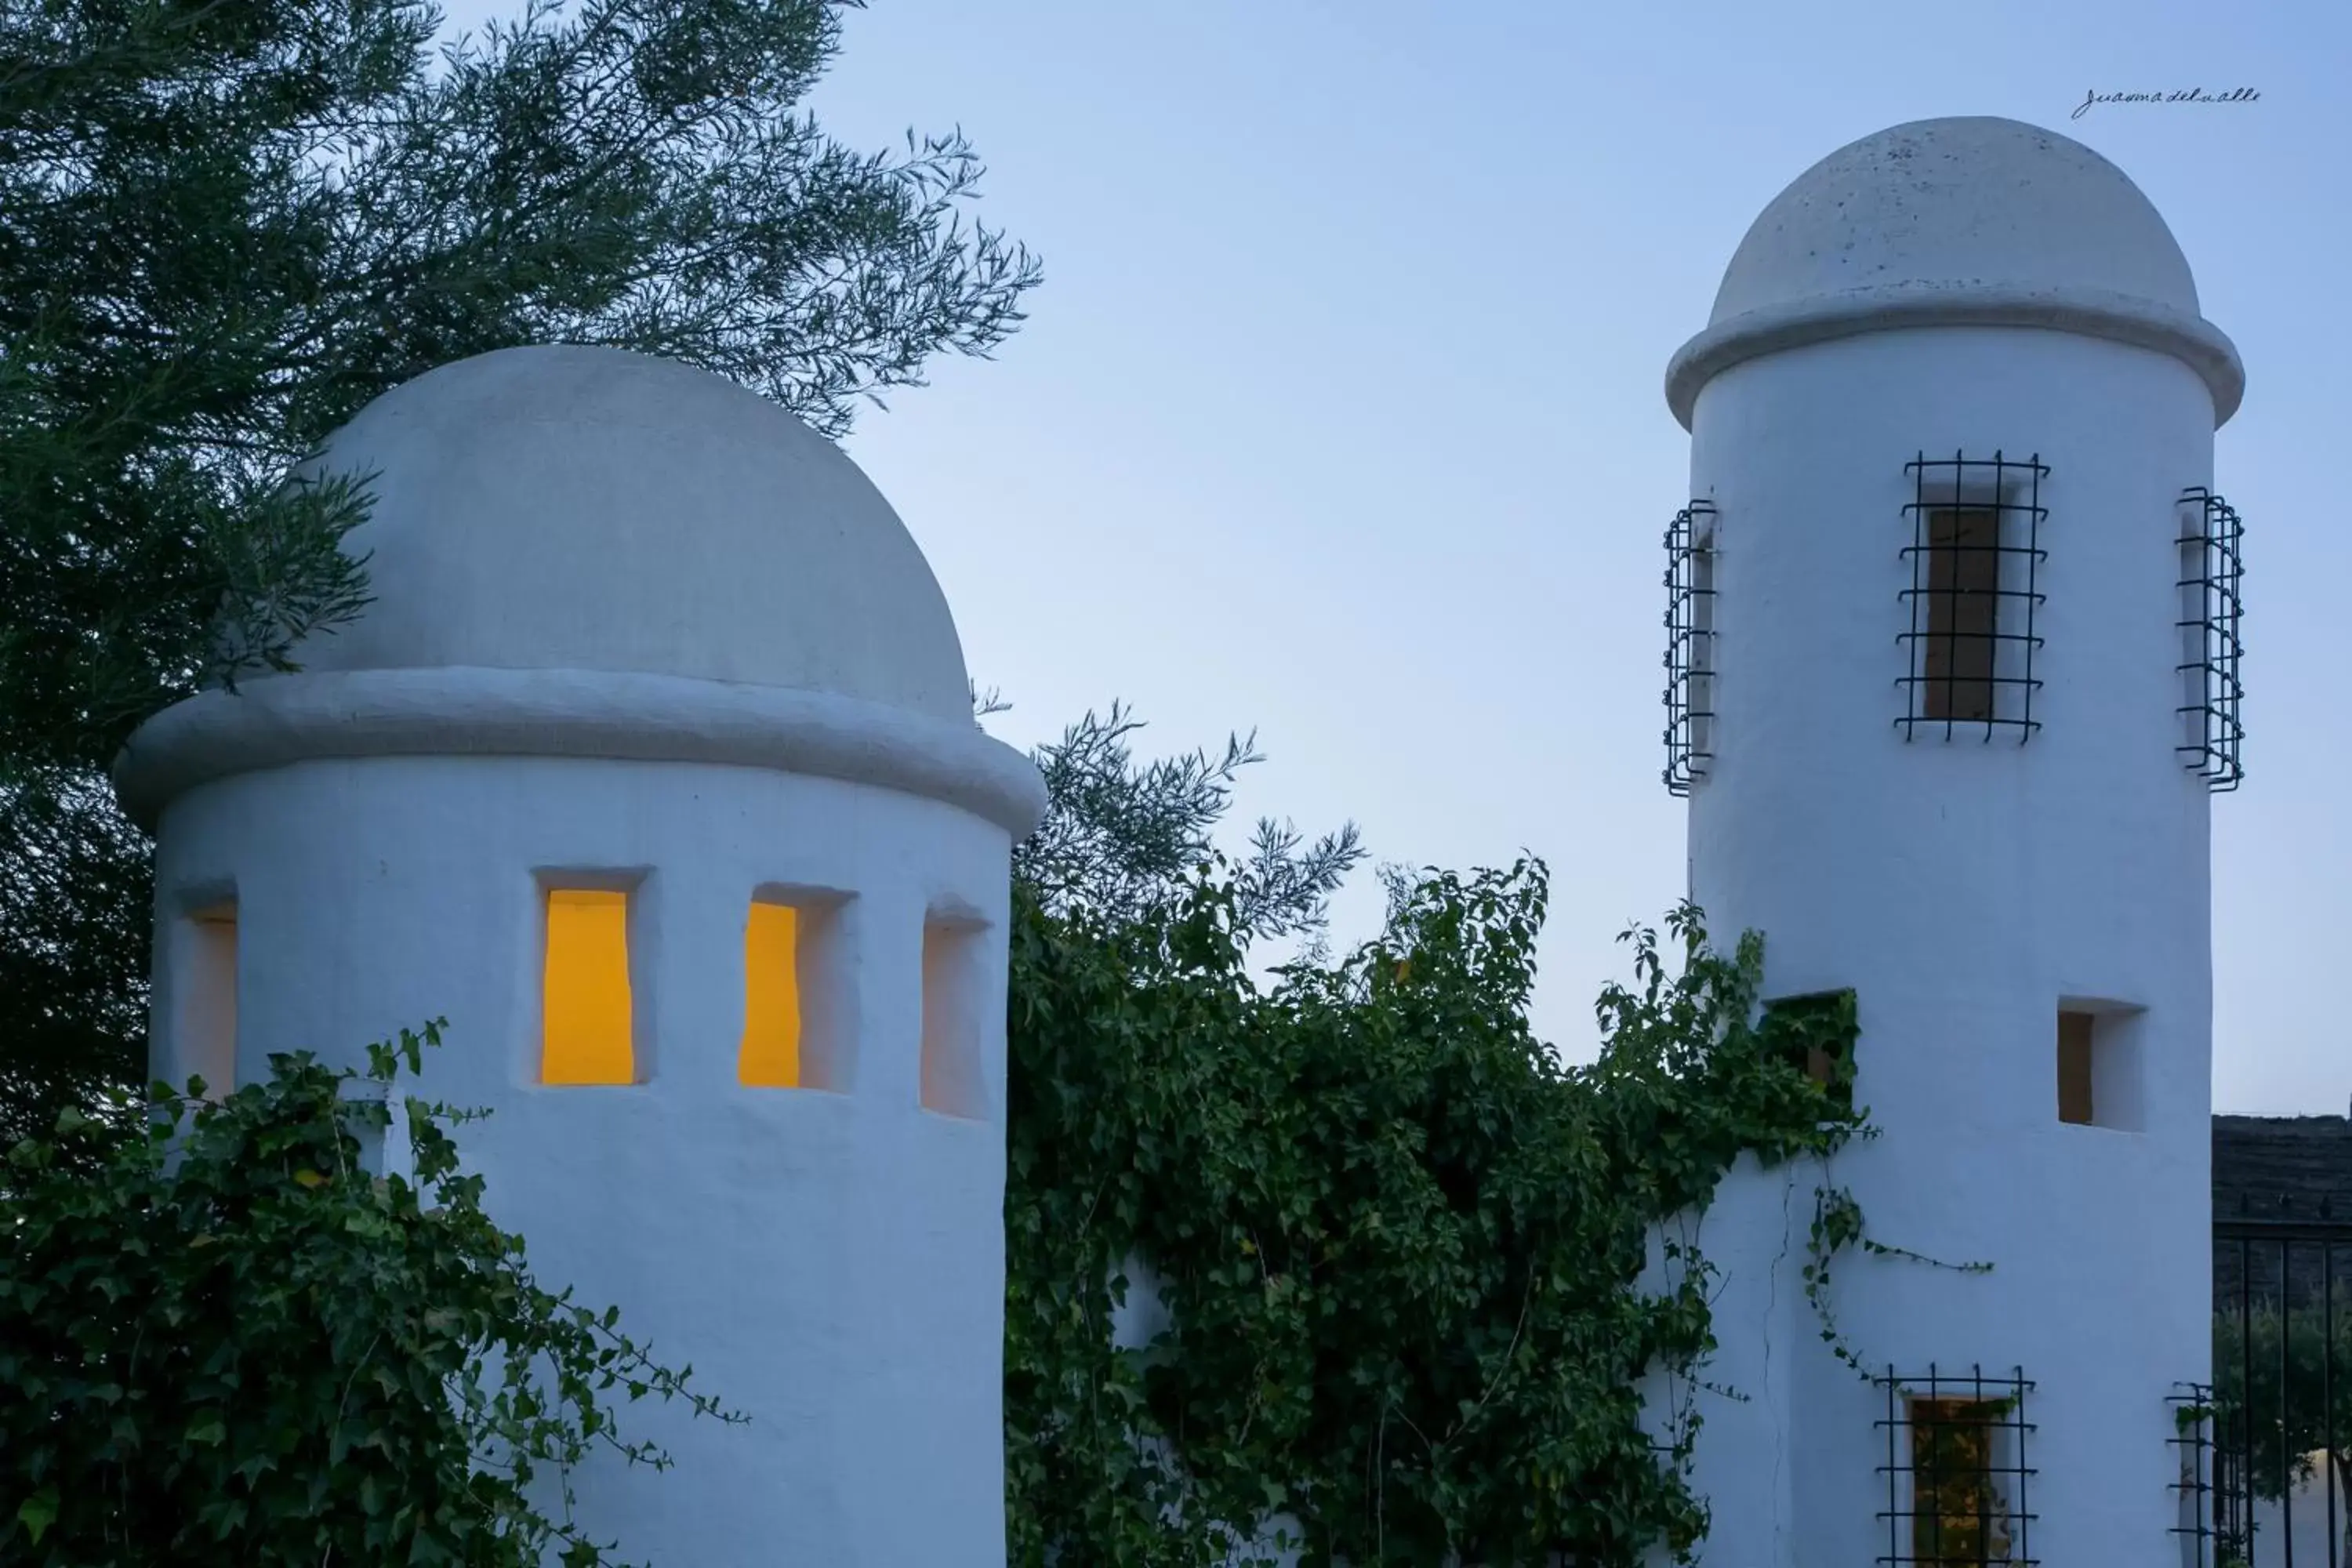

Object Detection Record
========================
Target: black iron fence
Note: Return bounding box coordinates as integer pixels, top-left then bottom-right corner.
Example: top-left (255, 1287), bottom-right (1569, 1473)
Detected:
top-left (2179, 1197), bottom-right (2351, 1567)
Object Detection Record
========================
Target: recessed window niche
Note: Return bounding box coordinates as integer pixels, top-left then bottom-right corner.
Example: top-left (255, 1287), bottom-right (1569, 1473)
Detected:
top-left (739, 888), bottom-right (851, 1091)
top-left (2056, 1000), bottom-right (2145, 1131)
top-left (1896, 451), bottom-right (2049, 742)
top-left (1919, 506), bottom-right (2002, 724)
top-left (920, 912), bottom-right (990, 1120)
top-left (539, 877), bottom-right (643, 1086)
top-left (172, 893), bottom-right (239, 1098)
top-left (1903, 1394), bottom-right (2024, 1563)
top-left (1874, 1366), bottom-right (2035, 1567)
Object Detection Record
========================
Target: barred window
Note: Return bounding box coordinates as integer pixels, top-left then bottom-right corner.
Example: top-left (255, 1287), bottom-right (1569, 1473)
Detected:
top-left (2176, 488), bottom-right (2245, 791)
top-left (1920, 506), bottom-right (2001, 723)
top-left (1663, 501), bottom-right (1717, 795)
top-left (1875, 1366), bottom-right (2038, 1566)
top-left (1899, 454), bottom-right (2049, 743)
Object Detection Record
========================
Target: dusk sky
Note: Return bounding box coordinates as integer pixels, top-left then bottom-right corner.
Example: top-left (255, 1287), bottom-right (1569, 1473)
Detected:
top-left (434, 0), bottom-right (2343, 1115)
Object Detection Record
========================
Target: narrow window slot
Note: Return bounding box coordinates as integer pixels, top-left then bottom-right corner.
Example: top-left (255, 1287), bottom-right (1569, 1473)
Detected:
top-left (920, 916), bottom-right (989, 1120)
top-left (740, 900), bottom-right (803, 1087)
top-left (177, 899), bottom-right (239, 1097)
top-left (543, 887), bottom-right (635, 1085)
top-left (1922, 506), bottom-right (2000, 724)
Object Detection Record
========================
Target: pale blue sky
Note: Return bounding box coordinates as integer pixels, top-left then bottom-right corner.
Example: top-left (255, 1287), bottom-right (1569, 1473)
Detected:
top-left (437, 0), bottom-right (2347, 1115)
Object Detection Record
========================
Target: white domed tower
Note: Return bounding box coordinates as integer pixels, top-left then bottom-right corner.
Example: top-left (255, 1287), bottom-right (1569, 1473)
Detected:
top-left (114, 344), bottom-right (1047, 1565)
top-left (1658, 120), bottom-right (2245, 1564)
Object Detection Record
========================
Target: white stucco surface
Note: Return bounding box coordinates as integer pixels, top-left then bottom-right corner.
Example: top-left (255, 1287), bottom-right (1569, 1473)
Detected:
top-left (112, 665), bottom-right (1047, 836)
top-left (152, 757), bottom-right (1020, 1565)
top-left (1667, 118), bottom-right (2244, 430)
top-left (1655, 118), bottom-right (2230, 1568)
top-left (122, 344), bottom-right (1044, 1566)
top-left (278, 343), bottom-right (975, 724)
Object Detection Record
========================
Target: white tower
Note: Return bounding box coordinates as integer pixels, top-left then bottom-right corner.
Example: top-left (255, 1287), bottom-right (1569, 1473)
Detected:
top-left (1660, 120), bottom-right (2244, 1564)
top-left (114, 344), bottom-right (1047, 1566)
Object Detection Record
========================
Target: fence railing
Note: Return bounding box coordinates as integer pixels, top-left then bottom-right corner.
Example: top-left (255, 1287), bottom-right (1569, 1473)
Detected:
top-left (2180, 1197), bottom-right (2351, 1568)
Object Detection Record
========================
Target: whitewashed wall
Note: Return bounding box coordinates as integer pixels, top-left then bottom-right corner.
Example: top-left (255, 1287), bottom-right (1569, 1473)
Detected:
top-left (1673, 324), bottom-right (2218, 1564)
top-left (150, 750), bottom-right (1019, 1567)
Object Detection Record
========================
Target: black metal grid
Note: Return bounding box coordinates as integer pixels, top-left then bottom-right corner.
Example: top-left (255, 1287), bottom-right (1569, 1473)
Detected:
top-left (2171, 1381), bottom-right (2220, 1563)
top-left (1663, 501), bottom-right (1718, 796)
top-left (2209, 1194), bottom-right (2349, 1568)
top-left (1875, 1364), bottom-right (2038, 1566)
top-left (2177, 487), bottom-right (2246, 793)
top-left (1897, 452), bottom-right (2049, 745)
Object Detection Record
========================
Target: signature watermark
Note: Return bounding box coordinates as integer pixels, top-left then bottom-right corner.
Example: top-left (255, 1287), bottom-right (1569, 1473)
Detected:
top-left (2074, 86), bottom-right (2259, 119)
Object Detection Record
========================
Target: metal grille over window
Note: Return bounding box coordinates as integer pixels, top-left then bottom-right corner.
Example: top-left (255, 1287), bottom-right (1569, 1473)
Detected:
top-left (1874, 1364), bottom-right (2038, 1566)
top-left (2168, 1381), bottom-right (2220, 1564)
top-left (1897, 452), bottom-right (2049, 745)
top-left (1662, 501), bottom-right (1717, 796)
top-left (2176, 487), bottom-right (2245, 792)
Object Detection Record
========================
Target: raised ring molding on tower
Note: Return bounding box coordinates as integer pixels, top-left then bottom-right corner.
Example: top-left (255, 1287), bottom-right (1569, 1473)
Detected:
top-left (1664, 283), bottom-right (2246, 433)
top-left (111, 666), bottom-right (1050, 837)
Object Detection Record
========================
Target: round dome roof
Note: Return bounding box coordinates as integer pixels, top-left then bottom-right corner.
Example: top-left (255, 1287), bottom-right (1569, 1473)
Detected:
top-left (286, 343), bottom-right (971, 724)
top-left (1665, 117), bottom-right (2244, 429)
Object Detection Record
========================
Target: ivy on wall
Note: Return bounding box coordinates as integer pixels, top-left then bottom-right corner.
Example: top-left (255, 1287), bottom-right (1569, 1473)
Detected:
top-left (1002, 860), bottom-right (1888, 1566)
top-left (0, 706), bottom-right (1987, 1565)
top-left (0, 1029), bottom-right (735, 1566)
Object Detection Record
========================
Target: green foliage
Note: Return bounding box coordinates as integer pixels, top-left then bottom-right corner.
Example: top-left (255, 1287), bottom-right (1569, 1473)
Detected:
top-left (1003, 848), bottom-right (1872, 1566)
top-left (0, 0), bottom-right (1040, 1149)
top-left (1902, 1392), bottom-right (2021, 1565)
top-left (1014, 702), bottom-right (1365, 942)
top-left (0, 1023), bottom-right (738, 1565)
top-left (2212, 1300), bottom-right (2352, 1561)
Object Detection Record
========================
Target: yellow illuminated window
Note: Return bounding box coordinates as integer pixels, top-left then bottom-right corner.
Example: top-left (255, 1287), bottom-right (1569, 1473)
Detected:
top-left (542, 888), bottom-right (634, 1085)
top-left (739, 902), bottom-right (802, 1087)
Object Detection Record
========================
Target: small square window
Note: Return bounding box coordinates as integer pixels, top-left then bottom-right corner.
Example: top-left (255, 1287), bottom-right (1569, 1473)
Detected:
top-left (541, 886), bottom-right (636, 1086)
top-left (1759, 990), bottom-right (1858, 1114)
top-left (2055, 1003), bottom-right (2143, 1131)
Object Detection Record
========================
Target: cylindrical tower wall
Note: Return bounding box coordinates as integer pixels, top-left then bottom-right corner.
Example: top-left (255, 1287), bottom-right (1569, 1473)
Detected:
top-left (1682, 325), bottom-right (2216, 1565)
top-left (147, 753), bottom-right (1015, 1567)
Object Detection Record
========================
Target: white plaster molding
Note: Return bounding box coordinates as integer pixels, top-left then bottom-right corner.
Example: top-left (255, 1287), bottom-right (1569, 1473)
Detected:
top-left (1666, 281), bottom-right (2246, 431)
top-left (113, 666), bottom-right (1048, 837)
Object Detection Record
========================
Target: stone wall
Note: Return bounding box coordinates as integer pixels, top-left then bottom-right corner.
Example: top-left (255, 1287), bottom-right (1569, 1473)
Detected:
top-left (2212, 1113), bottom-right (2352, 1307)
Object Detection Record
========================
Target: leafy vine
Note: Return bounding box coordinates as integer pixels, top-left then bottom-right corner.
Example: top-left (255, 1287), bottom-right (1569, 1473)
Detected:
top-left (1004, 869), bottom-right (1889, 1567)
top-left (0, 1025), bottom-right (738, 1565)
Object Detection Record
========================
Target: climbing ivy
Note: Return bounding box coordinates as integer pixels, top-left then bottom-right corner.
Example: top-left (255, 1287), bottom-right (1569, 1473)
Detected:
top-left (1003, 859), bottom-right (1893, 1566)
top-left (0, 1026), bottom-right (738, 1566)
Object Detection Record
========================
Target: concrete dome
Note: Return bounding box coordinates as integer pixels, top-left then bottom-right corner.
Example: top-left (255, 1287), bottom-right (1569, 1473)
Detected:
top-left (289, 343), bottom-right (971, 724)
top-left (1667, 117), bottom-right (2244, 430)
top-left (1710, 116), bottom-right (2201, 323)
